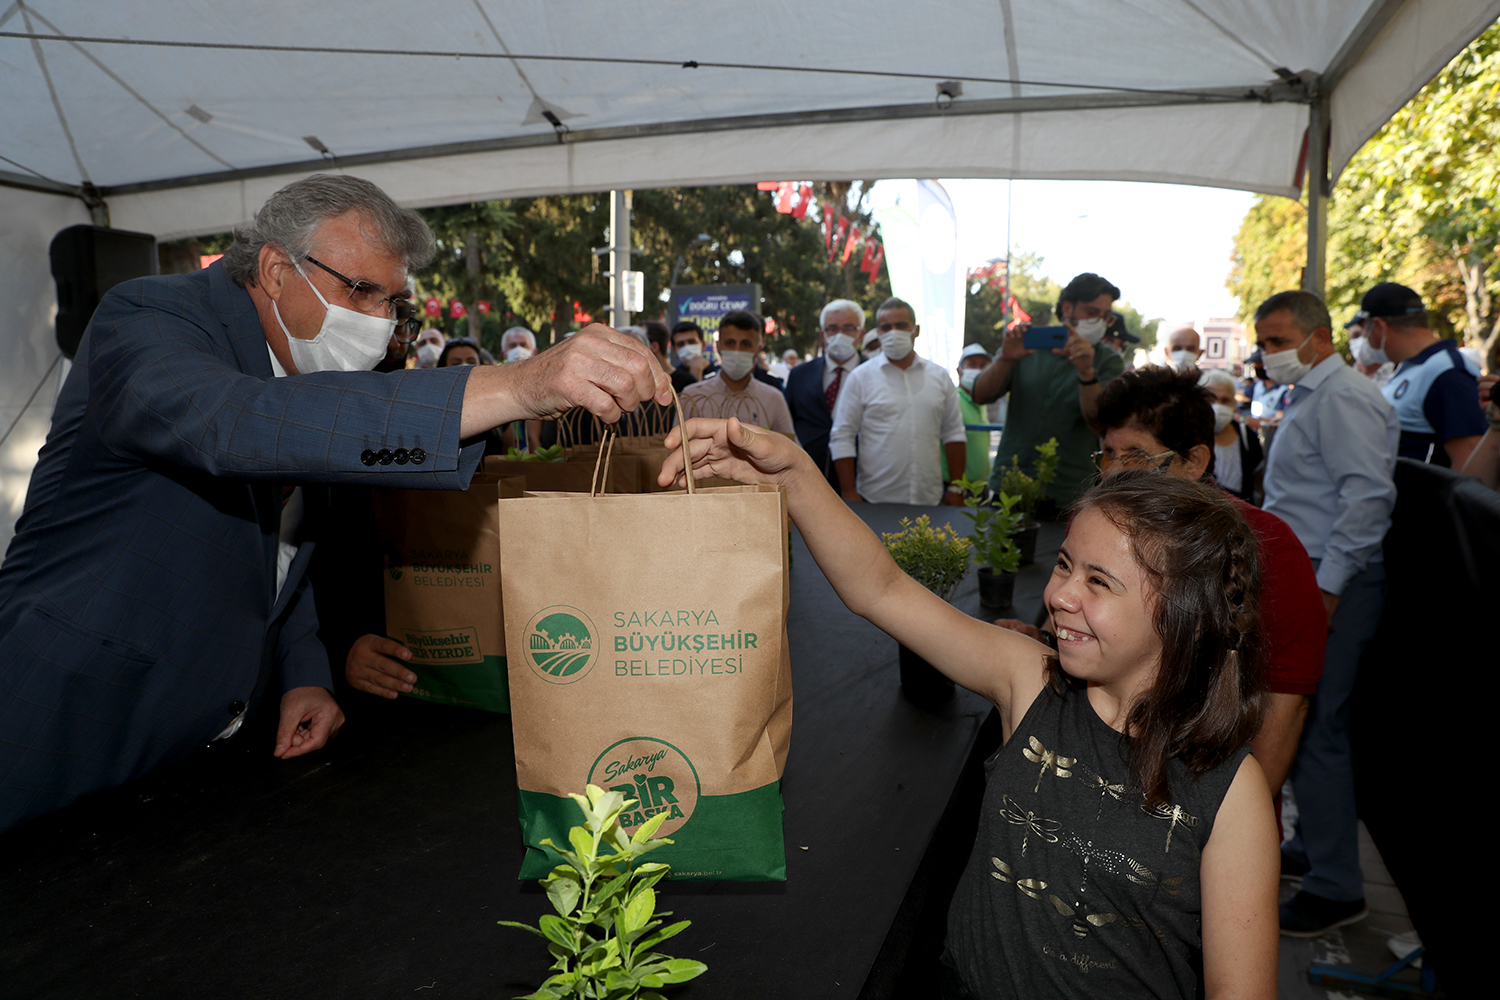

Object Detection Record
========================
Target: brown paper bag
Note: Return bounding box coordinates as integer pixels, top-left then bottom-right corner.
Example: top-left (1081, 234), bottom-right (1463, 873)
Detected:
top-left (483, 454), bottom-right (640, 493)
top-left (373, 471), bottom-right (523, 712)
top-left (498, 474), bottom-right (792, 881)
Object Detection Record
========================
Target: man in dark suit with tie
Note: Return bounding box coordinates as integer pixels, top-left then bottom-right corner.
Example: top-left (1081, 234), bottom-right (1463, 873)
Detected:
top-left (784, 299), bottom-right (865, 486)
top-left (0, 174), bottom-right (670, 832)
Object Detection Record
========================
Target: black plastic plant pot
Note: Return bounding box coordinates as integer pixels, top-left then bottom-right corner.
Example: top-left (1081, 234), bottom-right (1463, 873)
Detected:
top-left (1010, 521), bottom-right (1040, 567)
top-left (977, 567), bottom-right (1016, 610)
top-left (898, 643), bottom-right (954, 707)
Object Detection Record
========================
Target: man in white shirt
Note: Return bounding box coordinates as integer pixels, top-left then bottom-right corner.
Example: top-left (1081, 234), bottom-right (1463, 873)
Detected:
top-left (680, 311), bottom-right (795, 435)
top-left (829, 297), bottom-right (967, 506)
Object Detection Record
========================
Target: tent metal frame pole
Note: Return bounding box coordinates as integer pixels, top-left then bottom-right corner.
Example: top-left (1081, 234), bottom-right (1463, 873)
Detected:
top-left (608, 189), bottom-right (632, 330)
top-left (1303, 91), bottom-right (1330, 298)
top-left (54, 82), bottom-right (1308, 200)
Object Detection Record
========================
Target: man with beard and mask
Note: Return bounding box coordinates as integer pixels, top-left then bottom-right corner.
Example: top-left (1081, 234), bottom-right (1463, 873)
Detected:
top-left (1252, 290), bottom-right (1397, 938)
top-left (1360, 282), bottom-right (1486, 469)
top-left (679, 311), bottom-right (794, 434)
top-left (784, 298), bottom-right (865, 486)
top-left (1167, 325), bottom-right (1202, 372)
top-left (828, 297), bottom-right (967, 506)
top-left (970, 272), bottom-right (1127, 509)
top-left (0, 173), bottom-right (672, 833)
top-left (412, 326), bottom-right (445, 368)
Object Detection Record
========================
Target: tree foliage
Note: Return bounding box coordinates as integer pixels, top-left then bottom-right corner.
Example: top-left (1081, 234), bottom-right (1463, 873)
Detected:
top-left (1228, 20), bottom-right (1500, 364)
top-left (964, 252), bottom-right (1159, 352)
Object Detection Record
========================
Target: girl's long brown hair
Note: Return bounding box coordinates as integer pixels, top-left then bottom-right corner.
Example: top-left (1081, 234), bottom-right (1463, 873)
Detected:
top-left (1050, 471), bottom-right (1266, 808)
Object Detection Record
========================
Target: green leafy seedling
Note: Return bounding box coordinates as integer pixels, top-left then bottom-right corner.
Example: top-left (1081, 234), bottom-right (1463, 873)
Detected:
top-left (499, 784), bottom-right (707, 1000)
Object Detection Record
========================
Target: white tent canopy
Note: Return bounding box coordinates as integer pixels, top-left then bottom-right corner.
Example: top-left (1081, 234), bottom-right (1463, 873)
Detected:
top-left (3, 0), bottom-right (1498, 543)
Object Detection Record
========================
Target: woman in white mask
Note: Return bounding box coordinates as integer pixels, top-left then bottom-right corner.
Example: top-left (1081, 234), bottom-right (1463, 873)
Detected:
top-left (1200, 367), bottom-right (1263, 503)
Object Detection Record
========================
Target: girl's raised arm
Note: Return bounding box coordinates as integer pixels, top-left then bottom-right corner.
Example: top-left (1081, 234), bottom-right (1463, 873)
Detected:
top-left (1199, 755), bottom-right (1279, 1000)
top-left (661, 417), bottom-right (1052, 722)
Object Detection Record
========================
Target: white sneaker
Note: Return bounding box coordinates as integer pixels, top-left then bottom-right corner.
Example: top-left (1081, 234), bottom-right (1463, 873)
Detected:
top-left (1387, 930), bottom-right (1422, 969)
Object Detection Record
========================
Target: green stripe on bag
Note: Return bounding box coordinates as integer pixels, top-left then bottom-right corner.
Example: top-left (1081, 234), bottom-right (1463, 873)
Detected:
top-left (518, 783), bottom-right (786, 881)
top-left (399, 650), bottom-right (510, 713)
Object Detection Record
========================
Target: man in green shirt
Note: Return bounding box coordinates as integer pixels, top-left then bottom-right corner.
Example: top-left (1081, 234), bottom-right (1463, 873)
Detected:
top-left (942, 343), bottom-right (996, 484)
top-left (970, 272), bottom-right (1126, 508)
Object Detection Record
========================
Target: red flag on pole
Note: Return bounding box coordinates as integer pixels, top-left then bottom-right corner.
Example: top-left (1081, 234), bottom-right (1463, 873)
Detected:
top-left (424, 297), bottom-right (441, 317)
top-left (829, 217), bottom-right (850, 263)
top-left (866, 243), bottom-right (885, 284)
top-left (824, 211), bottom-right (835, 255)
top-left (841, 225), bottom-right (861, 266)
top-left (756, 181), bottom-right (780, 191)
top-left (859, 237), bottom-right (879, 275)
top-left (1006, 294), bottom-right (1032, 329)
top-left (476, 300), bottom-right (492, 314)
top-left (775, 182), bottom-right (796, 214)
top-left (792, 183), bottom-right (813, 220)
top-left (450, 300), bottom-right (467, 318)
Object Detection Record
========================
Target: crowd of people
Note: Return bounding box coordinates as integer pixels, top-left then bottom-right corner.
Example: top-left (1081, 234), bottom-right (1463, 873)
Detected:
top-left (1, 171), bottom-right (1489, 998)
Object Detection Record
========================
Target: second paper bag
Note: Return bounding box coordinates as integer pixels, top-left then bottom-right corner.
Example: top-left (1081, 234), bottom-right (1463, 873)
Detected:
top-left (497, 484), bottom-right (792, 881)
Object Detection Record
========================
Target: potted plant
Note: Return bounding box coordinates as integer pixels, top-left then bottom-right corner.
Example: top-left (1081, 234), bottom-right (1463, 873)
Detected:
top-left (500, 784), bottom-right (707, 999)
top-left (997, 437), bottom-right (1059, 563)
top-left (957, 478), bottom-right (1022, 610)
top-left (880, 515), bottom-right (971, 706)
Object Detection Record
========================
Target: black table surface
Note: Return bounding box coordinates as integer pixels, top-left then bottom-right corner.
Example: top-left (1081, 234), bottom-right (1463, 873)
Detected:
top-left (0, 505), bottom-right (1063, 1000)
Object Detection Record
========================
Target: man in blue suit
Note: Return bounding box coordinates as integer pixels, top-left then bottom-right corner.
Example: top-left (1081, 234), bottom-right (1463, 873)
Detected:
top-left (0, 174), bottom-right (670, 831)
top-left (784, 299), bottom-right (865, 486)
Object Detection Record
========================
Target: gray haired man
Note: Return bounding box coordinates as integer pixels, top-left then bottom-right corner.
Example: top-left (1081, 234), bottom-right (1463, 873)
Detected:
top-left (0, 173), bottom-right (671, 832)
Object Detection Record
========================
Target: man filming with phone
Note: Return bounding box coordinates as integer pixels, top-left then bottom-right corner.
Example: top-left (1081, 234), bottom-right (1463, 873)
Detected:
top-left (970, 272), bottom-right (1126, 508)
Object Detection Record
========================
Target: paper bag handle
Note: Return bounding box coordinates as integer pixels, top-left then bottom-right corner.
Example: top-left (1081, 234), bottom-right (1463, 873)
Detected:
top-left (589, 428), bottom-right (616, 497)
top-left (670, 384), bottom-right (695, 495)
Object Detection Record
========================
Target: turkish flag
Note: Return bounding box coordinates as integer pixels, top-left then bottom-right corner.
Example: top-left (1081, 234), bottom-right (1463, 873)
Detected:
top-left (841, 225), bottom-right (861, 266)
top-left (477, 300), bottom-right (492, 314)
top-left (756, 181), bottom-right (780, 191)
top-left (450, 300), bottom-right (467, 318)
top-left (859, 238), bottom-right (880, 275)
top-left (792, 183), bottom-right (813, 219)
top-left (866, 243), bottom-right (885, 284)
top-left (424, 297), bottom-right (441, 317)
top-left (775, 182), bottom-right (796, 214)
top-left (829, 216), bottom-right (850, 263)
top-left (1006, 294), bottom-right (1032, 329)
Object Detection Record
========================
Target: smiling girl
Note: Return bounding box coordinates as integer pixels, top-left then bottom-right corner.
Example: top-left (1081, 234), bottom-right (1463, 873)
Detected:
top-left (661, 418), bottom-right (1278, 1000)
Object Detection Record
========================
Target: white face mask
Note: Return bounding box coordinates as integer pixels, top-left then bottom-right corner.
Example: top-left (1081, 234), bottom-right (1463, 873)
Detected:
top-left (1212, 403), bottom-right (1235, 432)
top-left (1072, 316), bottom-right (1107, 345)
top-left (960, 368), bottom-right (981, 393)
top-left (1170, 349), bottom-right (1198, 371)
top-left (504, 346), bottom-right (534, 363)
top-left (825, 332), bottom-right (856, 363)
top-left (718, 349), bottom-right (756, 380)
top-left (879, 329), bottom-right (914, 361)
top-left (274, 261), bottom-right (396, 373)
top-left (675, 342), bottom-right (703, 364)
top-left (1262, 331), bottom-right (1316, 385)
top-left (1350, 333), bottom-right (1388, 367)
top-left (415, 342), bottom-right (443, 368)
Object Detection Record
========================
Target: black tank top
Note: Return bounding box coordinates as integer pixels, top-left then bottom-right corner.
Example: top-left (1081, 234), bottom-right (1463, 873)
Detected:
top-left (945, 682), bottom-right (1249, 999)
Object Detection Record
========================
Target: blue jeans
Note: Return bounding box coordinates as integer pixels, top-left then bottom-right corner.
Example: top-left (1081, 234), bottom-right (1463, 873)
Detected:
top-left (1284, 559), bottom-right (1387, 902)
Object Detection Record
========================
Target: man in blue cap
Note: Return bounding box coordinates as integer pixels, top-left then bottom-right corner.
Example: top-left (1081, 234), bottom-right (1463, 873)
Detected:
top-left (1361, 282), bottom-right (1485, 468)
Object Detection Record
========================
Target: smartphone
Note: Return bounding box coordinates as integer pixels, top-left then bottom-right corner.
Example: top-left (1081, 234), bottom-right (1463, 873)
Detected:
top-left (1023, 325), bottom-right (1068, 350)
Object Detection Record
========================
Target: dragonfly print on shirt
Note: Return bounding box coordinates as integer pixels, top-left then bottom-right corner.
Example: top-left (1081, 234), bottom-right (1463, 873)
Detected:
top-left (1022, 735), bottom-right (1077, 793)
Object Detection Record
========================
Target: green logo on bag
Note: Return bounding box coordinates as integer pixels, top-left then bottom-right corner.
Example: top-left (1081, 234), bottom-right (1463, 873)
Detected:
top-left (524, 606), bottom-right (598, 683)
top-left (589, 736), bottom-right (701, 837)
top-left (388, 566), bottom-right (403, 580)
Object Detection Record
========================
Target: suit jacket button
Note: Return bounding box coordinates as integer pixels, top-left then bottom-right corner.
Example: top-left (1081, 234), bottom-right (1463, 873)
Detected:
top-left (393, 448), bottom-right (410, 465)
top-left (409, 448), bottom-right (426, 465)
top-left (229, 700), bottom-right (246, 716)
top-left (360, 449), bottom-right (378, 466)
top-left (378, 449), bottom-right (395, 465)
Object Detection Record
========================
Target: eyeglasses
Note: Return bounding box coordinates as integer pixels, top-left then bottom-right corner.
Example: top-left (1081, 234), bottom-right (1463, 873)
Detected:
top-left (822, 323), bottom-right (861, 335)
top-left (302, 254), bottom-right (415, 323)
top-left (394, 317), bottom-right (422, 346)
top-left (1091, 448), bottom-right (1177, 472)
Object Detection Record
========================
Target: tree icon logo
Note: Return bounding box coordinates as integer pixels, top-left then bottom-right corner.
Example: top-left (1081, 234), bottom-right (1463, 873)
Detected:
top-left (524, 606), bottom-right (598, 684)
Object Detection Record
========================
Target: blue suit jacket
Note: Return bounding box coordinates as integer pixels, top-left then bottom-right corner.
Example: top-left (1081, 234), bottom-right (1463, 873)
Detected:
top-left (0, 263), bottom-right (482, 828)
top-left (785, 356), bottom-right (858, 478)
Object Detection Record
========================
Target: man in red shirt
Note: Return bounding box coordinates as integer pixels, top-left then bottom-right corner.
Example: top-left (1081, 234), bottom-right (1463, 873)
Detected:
top-left (1001, 367), bottom-right (1324, 799)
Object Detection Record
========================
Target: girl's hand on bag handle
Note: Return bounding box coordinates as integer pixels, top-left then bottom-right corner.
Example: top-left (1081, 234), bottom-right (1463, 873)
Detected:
top-left (345, 633), bottom-right (417, 699)
top-left (460, 325), bottom-right (674, 437)
top-left (660, 417), bottom-right (810, 491)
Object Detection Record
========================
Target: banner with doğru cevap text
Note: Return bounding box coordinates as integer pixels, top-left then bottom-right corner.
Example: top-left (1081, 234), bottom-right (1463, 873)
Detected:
top-left (373, 472), bottom-right (524, 713)
top-left (498, 484), bottom-right (792, 881)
